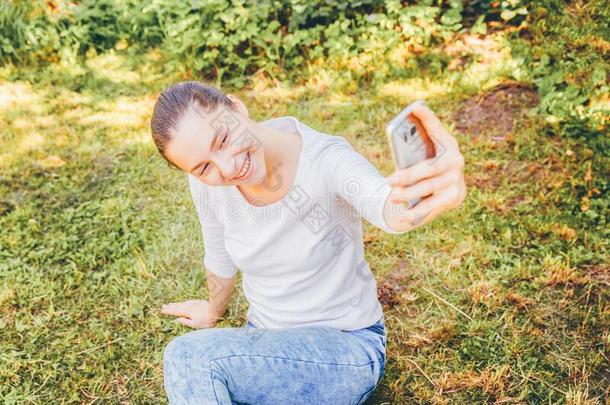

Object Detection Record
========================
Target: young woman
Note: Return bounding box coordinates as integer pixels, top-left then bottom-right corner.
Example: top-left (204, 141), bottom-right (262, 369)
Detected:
top-left (151, 81), bottom-right (466, 404)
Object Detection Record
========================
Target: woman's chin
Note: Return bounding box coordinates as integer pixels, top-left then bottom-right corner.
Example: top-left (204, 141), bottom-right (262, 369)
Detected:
top-left (235, 152), bottom-right (266, 186)
top-left (245, 171), bottom-right (265, 187)
top-left (246, 169), bottom-right (269, 188)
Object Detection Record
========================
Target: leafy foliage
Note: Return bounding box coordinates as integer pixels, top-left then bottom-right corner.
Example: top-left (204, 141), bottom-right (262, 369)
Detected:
top-left (1, 0), bottom-right (608, 403)
top-left (2, 0), bottom-right (527, 80)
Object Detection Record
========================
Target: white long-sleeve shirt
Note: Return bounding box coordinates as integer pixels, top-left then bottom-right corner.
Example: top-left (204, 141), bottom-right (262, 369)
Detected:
top-left (187, 116), bottom-right (407, 331)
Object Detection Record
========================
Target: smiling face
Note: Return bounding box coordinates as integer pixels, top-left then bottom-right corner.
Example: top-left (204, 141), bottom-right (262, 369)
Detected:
top-left (164, 100), bottom-right (268, 187)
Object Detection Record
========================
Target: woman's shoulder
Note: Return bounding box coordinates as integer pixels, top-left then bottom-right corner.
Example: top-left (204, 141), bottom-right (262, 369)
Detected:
top-left (261, 115), bottom-right (352, 163)
top-left (287, 117), bottom-right (354, 155)
top-left (310, 132), bottom-right (356, 165)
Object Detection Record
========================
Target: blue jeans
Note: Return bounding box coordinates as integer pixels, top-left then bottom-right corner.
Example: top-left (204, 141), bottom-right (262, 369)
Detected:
top-left (163, 315), bottom-right (387, 404)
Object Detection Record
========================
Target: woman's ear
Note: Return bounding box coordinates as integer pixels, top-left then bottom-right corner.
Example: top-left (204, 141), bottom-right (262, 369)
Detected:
top-left (226, 94), bottom-right (249, 117)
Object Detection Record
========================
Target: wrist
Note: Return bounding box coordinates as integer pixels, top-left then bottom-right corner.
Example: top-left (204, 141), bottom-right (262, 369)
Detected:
top-left (208, 308), bottom-right (222, 325)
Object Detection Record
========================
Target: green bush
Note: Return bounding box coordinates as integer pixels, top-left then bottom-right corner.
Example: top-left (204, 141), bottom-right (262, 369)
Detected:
top-left (1, 0), bottom-right (525, 79)
top-left (2, 0), bottom-right (606, 148)
top-left (509, 0), bottom-right (608, 153)
top-left (0, 1), bottom-right (67, 63)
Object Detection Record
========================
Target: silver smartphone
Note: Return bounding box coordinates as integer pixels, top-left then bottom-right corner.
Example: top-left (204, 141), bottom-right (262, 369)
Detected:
top-left (386, 100), bottom-right (435, 208)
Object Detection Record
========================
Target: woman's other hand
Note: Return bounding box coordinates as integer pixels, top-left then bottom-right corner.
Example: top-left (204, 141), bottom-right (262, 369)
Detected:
top-left (161, 299), bottom-right (217, 329)
top-left (385, 103), bottom-right (466, 229)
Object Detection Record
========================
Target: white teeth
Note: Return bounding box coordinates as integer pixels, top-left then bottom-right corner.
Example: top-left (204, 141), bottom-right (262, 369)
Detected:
top-left (235, 152), bottom-right (250, 179)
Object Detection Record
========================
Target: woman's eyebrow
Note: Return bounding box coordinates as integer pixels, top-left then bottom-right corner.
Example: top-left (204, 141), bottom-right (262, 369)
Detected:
top-left (190, 129), bottom-right (220, 173)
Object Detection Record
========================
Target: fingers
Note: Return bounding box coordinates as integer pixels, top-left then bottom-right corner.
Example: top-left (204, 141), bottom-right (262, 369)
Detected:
top-left (160, 302), bottom-right (190, 317)
top-left (161, 304), bottom-right (196, 328)
top-left (411, 103), bottom-right (455, 145)
top-left (395, 194), bottom-right (444, 227)
top-left (387, 105), bottom-right (463, 188)
top-left (393, 183), bottom-right (458, 227)
top-left (388, 153), bottom-right (464, 187)
top-left (176, 317), bottom-right (196, 328)
top-left (404, 186), bottom-right (458, 223)
top-left (390, 170), bottom-right (458, 203)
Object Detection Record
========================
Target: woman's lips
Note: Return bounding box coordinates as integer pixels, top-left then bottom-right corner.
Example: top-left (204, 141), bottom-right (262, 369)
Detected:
top-left (233, 151), bottom-right (251, 180)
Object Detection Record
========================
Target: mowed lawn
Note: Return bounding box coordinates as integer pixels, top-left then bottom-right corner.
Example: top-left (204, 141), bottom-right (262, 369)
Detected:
top-left (1, 36), bottom-right (608, 403)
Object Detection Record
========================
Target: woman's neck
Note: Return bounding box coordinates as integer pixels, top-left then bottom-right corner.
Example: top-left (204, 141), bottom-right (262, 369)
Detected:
top-left (239, 120), bottom-right (302, 198)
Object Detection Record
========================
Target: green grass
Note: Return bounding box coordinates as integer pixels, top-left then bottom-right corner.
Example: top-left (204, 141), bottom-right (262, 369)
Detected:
top-left (1, 31), bottom-right (608, 405)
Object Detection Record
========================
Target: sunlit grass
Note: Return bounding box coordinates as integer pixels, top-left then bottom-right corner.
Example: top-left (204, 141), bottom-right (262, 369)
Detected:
top-left (0, 32), bottom-right (608, 404)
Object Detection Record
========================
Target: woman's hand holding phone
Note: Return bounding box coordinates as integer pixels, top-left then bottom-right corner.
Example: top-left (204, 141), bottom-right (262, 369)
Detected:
top-left (386, 103), bottom-right (466, 227)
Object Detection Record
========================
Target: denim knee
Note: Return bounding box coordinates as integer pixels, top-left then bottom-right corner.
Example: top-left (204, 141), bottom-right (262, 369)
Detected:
top-left (163, 334), bottom-right (189, 376)
top-left (163, 330), bottom-right (227, 372)
top-left (163, 331), bottom-right (234, 404)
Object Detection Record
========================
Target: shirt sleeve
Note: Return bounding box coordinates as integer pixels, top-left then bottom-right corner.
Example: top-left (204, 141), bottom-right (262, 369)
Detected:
top-left (187, 174), bottom-right (239, 278)
top-left (320, 135), bottom-right (408, 235)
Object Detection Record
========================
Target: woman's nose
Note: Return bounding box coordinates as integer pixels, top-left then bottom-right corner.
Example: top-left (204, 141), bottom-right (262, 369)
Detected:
top-left (213, 150), bottom-right (239, 181)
